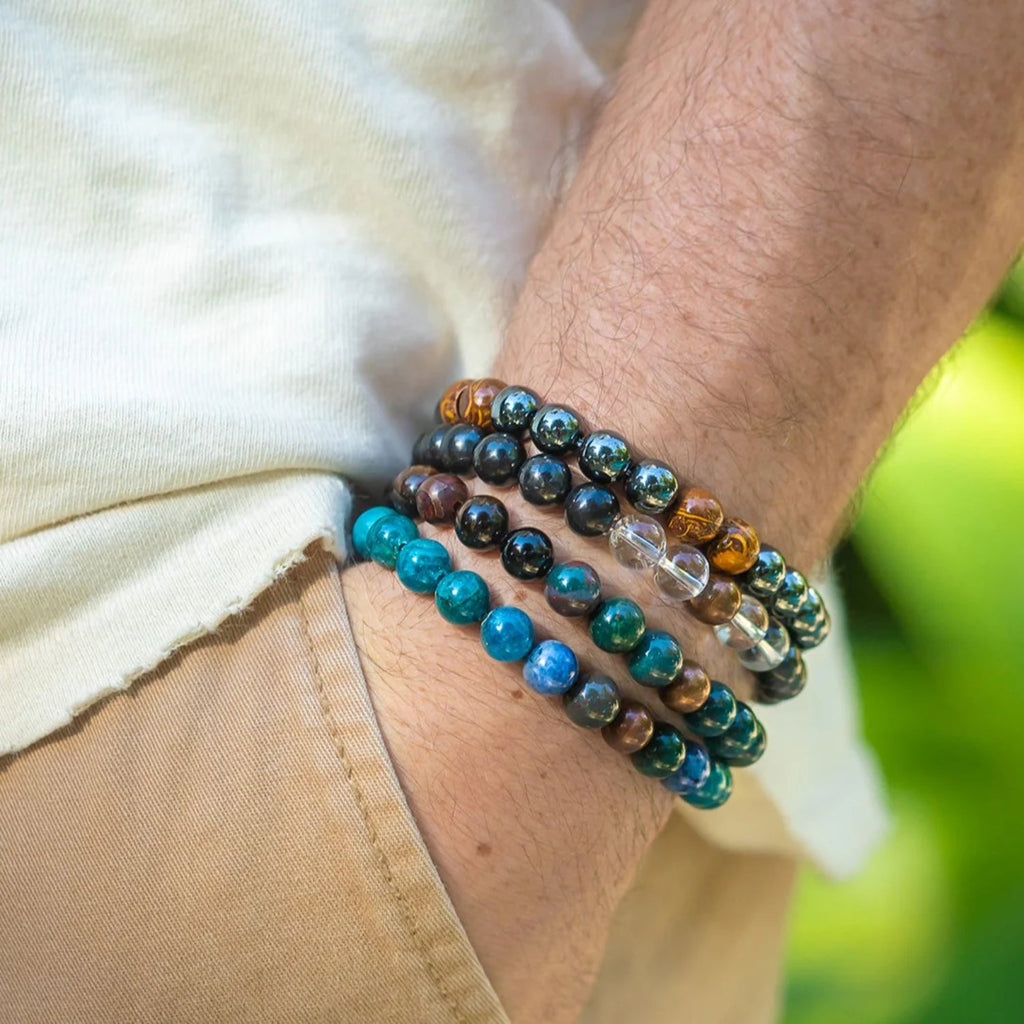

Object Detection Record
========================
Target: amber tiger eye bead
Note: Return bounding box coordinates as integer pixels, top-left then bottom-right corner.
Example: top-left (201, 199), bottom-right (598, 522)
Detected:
top-left (707, 517), bottom-right (760, 575)
top-left (415, 473), bottom-right (469, 524)
top-left (659, 660), bottom-right (711, 714)
top-left (602, 699), bottom-right (655, 754)
top-left (458, 377), bottom-right (506, 428)
top-left (667, 487), bottom-right (724, 545)
top-left (688, 574), bottom-right (742, 625)
top-left (438, 378), bottom-right (472, 424)
top-left (389, 464), bottom-right (435, 518)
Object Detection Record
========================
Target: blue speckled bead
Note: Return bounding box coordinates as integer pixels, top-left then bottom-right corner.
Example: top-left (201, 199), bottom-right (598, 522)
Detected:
top-left (627, 629), bottom-right (685, 688)
top-left (395, 538), bottom-right (452, 593)
top-left (562, 673), bottom-right (621, 728)
top-left (480, 606), bottom-right (535, 662)
top-left (435, 570), bottom-right (490, 624)
top-left (624, 460), bottom-right (679, 515)
top-left (706, 703), bottom-right (766, 766)
top-left (544, 561), bottom-right (602, 617)
top-left (590, 597), bottom-right (646, 653)
top-left (630, 722), bottom-right (686, 778)
top-left (773, 568), bottom-right (809, 617)
top-left (742, 545), bottom-right (787, 597)
top-left (491, 385), bottom-right (540, 435)
top-left (473, 433), bottom-right (525, 488)
top-left (661, 742), bottom-right (712, 796)
top-left (683, 680), bottom-right (738, 737)
top-left (578, 431), bottom-right (631, 484)
top-left (682, 759), bottom-right (733, 809)
top-left (500, 527), bottom-right (554, 581)
top-left (756, 646), bottom-right (807, 703)
top-left (523, 640), bottom-right (579, 695)
top-left (564, 483), bottom-right (620, 536)
top-left (366, 513), bottom-right (419, 570)
top-left (519, 453), bottom-right (573, 506)
top-left (440, 423), bottom-right (486, 475)
top-left (352, 506), bottom-right (394, 560)
top-left (530, 404), bottom-right (583, 454)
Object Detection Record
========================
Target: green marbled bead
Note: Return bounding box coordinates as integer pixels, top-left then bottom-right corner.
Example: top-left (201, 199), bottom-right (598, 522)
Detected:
top-left (683, 681), bottom-right (737, 737)
top-left (706, 703), bottom-right (767, 766)
top-left (681, 759), bottom-right (733, 809)
top-left (589, 597), bottom-right (646, 653)
top-left (366, 513), bottom-right (419, 570)
top-left (630, 722), bottom-right (687, 778)
top-left (435, 570), bottom-right (490, 624)
top-left (395, 538), bottom-right (452, 593)
top-left (627, 629), bottom-right (684, 688)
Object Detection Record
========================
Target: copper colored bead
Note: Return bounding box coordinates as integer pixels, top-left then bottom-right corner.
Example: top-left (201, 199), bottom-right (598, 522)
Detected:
top-left (458, 377), bottom-right (506, 429)
top-left (415, 473), bottom-right (469, 524)
top-left (438, 378), bottom-right (472, 424)
top-left (688, 574), bottom-right (742, 625)
top-left (707, 516), bottom-right (760, 575)
top-left (602, 699), bottom-right (655, 754)
top-left (667, 487), bottom-right (724, 545)
top-left (659, 660), bottom-right (711, 714)
top-left (390, 464), bottom-right (436, 518)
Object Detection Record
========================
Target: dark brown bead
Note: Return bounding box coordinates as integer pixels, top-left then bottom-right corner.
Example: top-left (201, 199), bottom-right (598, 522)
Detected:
top-left (688, 574), bottom-right (742, 625)
top-left (439, 378), bottom-right (472, 424)
top-left (667, 487), bottom-right (724, 545)
top-left (707, 516), bottom-right (760, 574)
top-left (659, 660), bottom-right (711, 714)
top-left (415, 473), bottom-right (468, 524)
top-left (389, 464), bottom-right (435, 518)
top-left (457, 377), bottom-right (506, 429)
top-left (602, 699), bottom-right (655, 754)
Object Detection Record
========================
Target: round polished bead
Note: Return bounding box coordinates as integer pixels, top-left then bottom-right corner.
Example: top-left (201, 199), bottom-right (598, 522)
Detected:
top-left (681, 759), bottom-right (733, 809)
top-left (624, 460), bottom-right (679, 515)
top-left (707, 517), bottom-right (760, 575)
top-left (500, 527), bottom-right (554, 580)
top-left (523, 639), bottom-right (579, 696)
top-left (627, 629), bottom-right (685, 688)
top-left (794, 609), bottom-right (831, 650)
top-left (491, 384), bottom-right (540, 435)
top-left (530, 404), bottom-right (583, 454)
top-left (472, 433), bottom-right (525, 488)
top-left (659, 660), bottom-right (711, 714)
top-left (454, 495), bottom-right (509, 550)
top-left (661, 742), bottom-right (712, 796)
top-left (352, 506), bottom-right (394, 560)
top-left (412, 429), bottom-right (435, 466)
top-left (713, 593), bottom-right (770, 650)
top-left (565, 483), bottom-right (620, 536)
top-left (395, 538), bottom-right (452, 593)
top-left (608, 514), bottom-right (666, 570)
top-left (630, 722), bottom-right (686, 778)
top-left (415, 473), bottom-right (469, 524)
top-left (518, 453), bottom-right (572, 506)
top-left (419, 424), bottom-right (451, 469)
top-left (590, 597), bottom-right (646, 653)
top-left (440, 423), bottom-right (486, 475)
top-left (707, 703), bottom-right (767, 767)
top-left (683, 681), bottom-right (738, 737)
top-left (667, 487), bottom-right (724, 545)
top-left (653, 544), bottom-right (710, 602)
top-left (435, 570), bottom-right (490, 624)
top-left (756, 646), bottom-right (807, 703)
top-left (480, 606), bottom-right (535, 662)
top-left (562, 673), bottom-right (621, 728)
top-left (688, 574), bottom-right (742, 625)
top-left (366, 513), bottom-right (418, 570)
top-left (544, 561), bottom-right (602, 617)
top-left (773, 569), bottom-right (809, 617)
top-left (438, 378), bottom-right (473, 424)
top-left (389, 464), bottom-right (435, 518)
top-left (736, 616), bottom-right (791, 672)
top-left (602, 699), bottom-right (655, 754)
top-left (459, 378), bottom-right (506, 429)
top-left (578, 430), bottom-right (631, 483)
top-left (742, 545), bottom-right (787, 597)
top-left (789, 587), bottom-right (825, 634)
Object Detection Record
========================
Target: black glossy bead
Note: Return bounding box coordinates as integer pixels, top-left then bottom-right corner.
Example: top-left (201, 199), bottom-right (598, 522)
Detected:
top-left (473, 433), bottom-right (525, 488)
top-left (530, 404), bottom-right (583, 454)
top-left (454, 495), bottom-right (509, 550)
top-left (500, 527), bottom-right (555, 580)
top-left (743, 545), bottom-right (787, 597)
top-left (773, 569), bottom-right (809, 618)
top-left (419, 424), bottom-right (449, 469)
top-left (412, 429), bottom-right (434, 466)
top-left (519, 454), bottom-right (572, 506)
top-left (578, 430), bottom-right (631, 484)
top-left (491, 385), bottom-right (540, 435)
top-left (441, 424), bottom-right (486, 475)
top-left (756, 646), bottom-right (807, 703)
top-left (564, 483), bottom-right (620, 536)
top-left (624, 459), bottom-right (679, 514)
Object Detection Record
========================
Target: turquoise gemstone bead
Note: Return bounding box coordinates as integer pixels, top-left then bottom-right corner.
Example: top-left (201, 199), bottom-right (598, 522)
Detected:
top-left (366, 513), bottom-right (418, 569)
top-left (562, 673), bottom-right (621, 728)
top-left (522, 639), bottom-right (579, 695)
top-left (630, 722), bottom-right (686, 778)
top-left (589, 597), bottom-right (646, 653)
top-left (435, 570), bottom-right (490, 624)
top-left (706, 703), bottom-right (767, 766)
top-left (683, 681), bottom-right (737, 737)
top-left (544, 561), bottom-right (602, 617)
top-left (627, 629), bottom-right (684, 688)
top-left (480, 606), bottom-right (535, 662)
top-left (395, 538), bottom-right (452, 593)
top-left (682, 759), bottom-right (733, 809)
top-left (352, 506), bottom-right (394, 560)
top-left (661, 742), bottom-right (711, 796)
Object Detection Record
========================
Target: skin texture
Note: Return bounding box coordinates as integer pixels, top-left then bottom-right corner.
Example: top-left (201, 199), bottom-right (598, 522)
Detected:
top-left (344, 2), bottom-right (1024, 1021)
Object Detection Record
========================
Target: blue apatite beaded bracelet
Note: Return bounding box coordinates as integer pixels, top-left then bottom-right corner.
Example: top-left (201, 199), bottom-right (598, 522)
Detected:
top-left (351, 504), bottom-right (733, 808)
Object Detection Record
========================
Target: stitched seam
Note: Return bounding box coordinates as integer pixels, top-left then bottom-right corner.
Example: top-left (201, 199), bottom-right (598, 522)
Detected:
top-left (291, 574), bottom-right (471, 1024)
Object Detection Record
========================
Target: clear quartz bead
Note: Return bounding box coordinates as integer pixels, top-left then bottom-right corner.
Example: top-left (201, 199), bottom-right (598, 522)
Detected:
top-left (653, 544), bottom-right (710, 602)
top-left (608, 514), bottom-right (667, 570)
top-left (737, 616), bottom-right (792, 671)
top-left (714, 594), bottom-right (770, 650)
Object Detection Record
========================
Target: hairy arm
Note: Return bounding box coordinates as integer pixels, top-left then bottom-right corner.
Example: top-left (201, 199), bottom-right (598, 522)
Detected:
top-left (344, 2), bottom-right (1024, 1020)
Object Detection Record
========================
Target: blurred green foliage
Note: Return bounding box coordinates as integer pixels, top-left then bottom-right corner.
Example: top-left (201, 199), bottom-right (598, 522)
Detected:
top-left (783, 258), bottom-right (1024, 1023)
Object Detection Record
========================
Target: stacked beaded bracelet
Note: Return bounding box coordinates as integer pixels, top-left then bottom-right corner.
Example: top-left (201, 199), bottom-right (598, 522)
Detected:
top-left (352, 504), bottom-right (735, 808)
